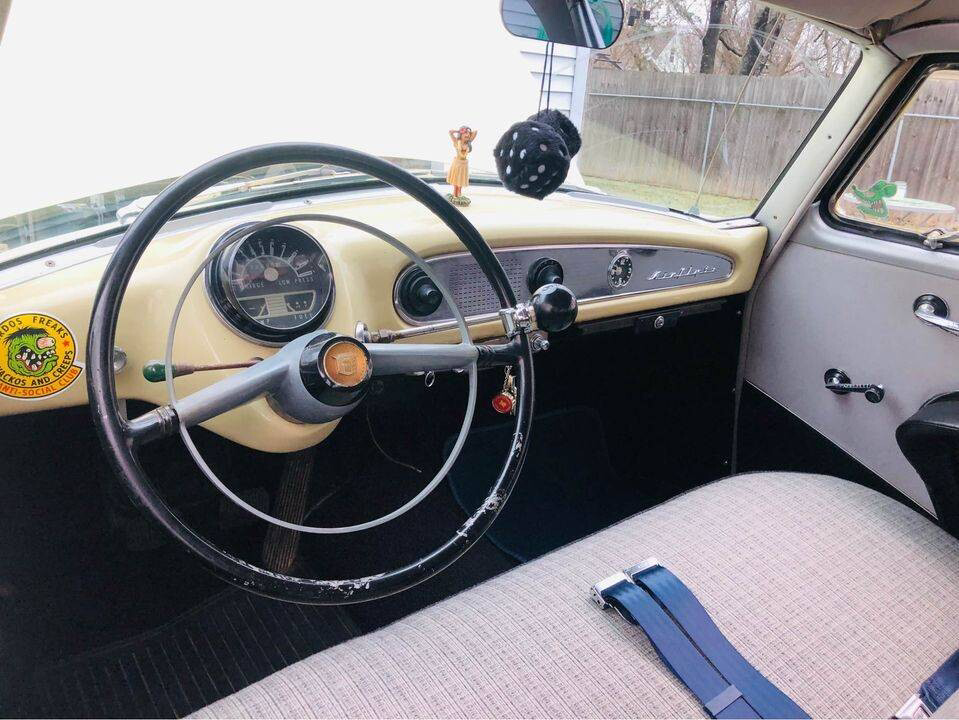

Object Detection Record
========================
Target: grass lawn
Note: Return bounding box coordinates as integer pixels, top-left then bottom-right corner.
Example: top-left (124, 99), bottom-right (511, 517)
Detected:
top-left (582, 176), bottom-right (756, 219)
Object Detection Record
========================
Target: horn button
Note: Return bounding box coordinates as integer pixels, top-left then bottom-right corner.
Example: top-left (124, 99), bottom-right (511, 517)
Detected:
top-left (299, 333), bottom-right (372, 407)
top-left (322, 340), bottom-right (370, 388)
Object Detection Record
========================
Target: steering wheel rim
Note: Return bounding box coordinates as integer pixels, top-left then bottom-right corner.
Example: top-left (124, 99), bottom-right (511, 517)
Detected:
top-left (87, 142), bottom-right (535, 605)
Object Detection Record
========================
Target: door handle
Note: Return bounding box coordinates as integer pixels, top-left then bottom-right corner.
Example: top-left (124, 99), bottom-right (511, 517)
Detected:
top-left (914, 294), bottom-right (959, 337)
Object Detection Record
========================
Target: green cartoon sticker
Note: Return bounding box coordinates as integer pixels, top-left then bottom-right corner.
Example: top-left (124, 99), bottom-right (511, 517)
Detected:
top-left (0, 313), bottom-right (83, 399)
top-left (7, 327), bottom-right (59, 377)
top-left (851, 180), bottom-right (897, 220)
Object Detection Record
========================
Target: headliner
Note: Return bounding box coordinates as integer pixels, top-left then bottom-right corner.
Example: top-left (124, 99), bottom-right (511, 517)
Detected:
top-left (767, 0), bottom-right (956, 35)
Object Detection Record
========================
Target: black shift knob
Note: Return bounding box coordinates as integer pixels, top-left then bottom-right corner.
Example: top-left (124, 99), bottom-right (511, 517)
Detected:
top-left (531, 283), bottom-right (577, 333)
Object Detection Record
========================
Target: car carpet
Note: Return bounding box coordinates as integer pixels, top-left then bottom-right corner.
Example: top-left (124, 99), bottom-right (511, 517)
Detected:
top-left (445, 405), bottom-right (639, 563)
top-left (8, 401), bottom-right (646, 717)
top-left (14, 587), bottom-right (358, 719)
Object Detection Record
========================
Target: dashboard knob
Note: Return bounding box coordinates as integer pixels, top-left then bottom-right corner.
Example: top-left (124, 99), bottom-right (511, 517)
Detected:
top-left (399, 269), bottom-right (443, 317)
top-left (527, 257), bottom-right (564, 294)
top-left (531, 283), bottom-right (577, 333)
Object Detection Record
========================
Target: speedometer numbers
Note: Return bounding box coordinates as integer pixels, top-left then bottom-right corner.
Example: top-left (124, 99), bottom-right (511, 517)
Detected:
top-left (207, 224), bottom-right (334, 344)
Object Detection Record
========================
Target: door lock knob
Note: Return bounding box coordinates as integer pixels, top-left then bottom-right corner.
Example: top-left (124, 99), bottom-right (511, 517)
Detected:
top-left (824, 368), bottom-right (884, 403)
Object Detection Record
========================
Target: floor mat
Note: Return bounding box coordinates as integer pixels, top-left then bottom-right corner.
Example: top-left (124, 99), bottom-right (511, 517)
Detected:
top-left (447, 405), bottom-right (638, 562)
top-left (16, 588), bottom-right (357, 719)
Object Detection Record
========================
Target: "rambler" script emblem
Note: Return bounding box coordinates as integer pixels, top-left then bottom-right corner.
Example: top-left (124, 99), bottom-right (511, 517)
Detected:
top-left (647, 265), bottom-right (718, 281)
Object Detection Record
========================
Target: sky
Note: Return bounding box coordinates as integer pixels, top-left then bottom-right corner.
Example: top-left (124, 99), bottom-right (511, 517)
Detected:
top-left (0, 1), bottom-right (544, 219)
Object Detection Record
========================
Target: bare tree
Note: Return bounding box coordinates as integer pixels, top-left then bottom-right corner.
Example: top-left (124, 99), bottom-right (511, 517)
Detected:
top-left (596, 0), bottom-right (858, 78)
top-left (751, 13), bottom-right (784, 75)
top-left (699, 0), bottom-right (727, 73)
top-left (738, 6), bottom-right (781, 75)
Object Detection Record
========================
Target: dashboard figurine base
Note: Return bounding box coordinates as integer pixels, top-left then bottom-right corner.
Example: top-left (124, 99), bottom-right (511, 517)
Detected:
top-left (446, 193), bottom-right (471, 207)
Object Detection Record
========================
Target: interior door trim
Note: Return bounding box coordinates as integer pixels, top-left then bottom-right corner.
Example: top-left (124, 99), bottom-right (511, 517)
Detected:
top-left (796, 204), bottom-right (959, 281)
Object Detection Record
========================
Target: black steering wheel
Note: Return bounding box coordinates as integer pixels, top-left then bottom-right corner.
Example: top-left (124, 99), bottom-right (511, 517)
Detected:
top-left (86, 143), bottom-right (567, 605)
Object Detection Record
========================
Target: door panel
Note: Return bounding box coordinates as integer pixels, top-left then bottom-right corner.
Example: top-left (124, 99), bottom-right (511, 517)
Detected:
top-left (744, 206), bottom-right (959, 513)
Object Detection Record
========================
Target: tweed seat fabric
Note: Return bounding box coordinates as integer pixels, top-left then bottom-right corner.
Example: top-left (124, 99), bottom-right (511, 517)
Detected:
top-left (195, 473), bottom-right (959, 719)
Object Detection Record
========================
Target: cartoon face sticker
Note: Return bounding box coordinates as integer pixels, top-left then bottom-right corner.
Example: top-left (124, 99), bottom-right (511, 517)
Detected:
top-left (0, 313), bottom-right (83, 400)
top-left (851, 180), bottom-right (897, 220)
top-left (6, 328), bottom-right (59, 377)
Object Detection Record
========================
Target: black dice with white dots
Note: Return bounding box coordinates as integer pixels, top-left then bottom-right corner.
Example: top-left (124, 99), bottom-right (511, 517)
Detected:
top-left (494, 109), bottom-right (581, 200)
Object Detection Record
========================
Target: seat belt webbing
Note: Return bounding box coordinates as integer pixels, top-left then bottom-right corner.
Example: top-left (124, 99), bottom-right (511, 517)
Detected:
top-left (600, 576), bottom-right (759, 719)
top-left (898, 648), bottom-right (959, 717)
top-left (630, 563), bottom-right (809, 720)
top-left (921, 649), bottom-right (959, 714)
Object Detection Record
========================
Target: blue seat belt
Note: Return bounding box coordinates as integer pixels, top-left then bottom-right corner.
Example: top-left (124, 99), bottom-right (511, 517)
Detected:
top-left (897, 649), bottom-right (959, 718)
top-left (593, 572), bottom-right (759, 719)
top-left (627, 561), bottom-right (809, 720)
top-left (922, 650), bottom-right (959, 713)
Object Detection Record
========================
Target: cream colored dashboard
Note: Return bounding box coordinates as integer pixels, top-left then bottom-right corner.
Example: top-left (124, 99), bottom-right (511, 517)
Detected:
top-left (0, 186), bottom-right (766, 452)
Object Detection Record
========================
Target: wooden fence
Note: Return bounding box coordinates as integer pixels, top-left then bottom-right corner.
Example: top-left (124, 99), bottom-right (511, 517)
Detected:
top-left (854, 72), bottom-right (959, 211)
top-left (579, 68), bottom-right (959, 206)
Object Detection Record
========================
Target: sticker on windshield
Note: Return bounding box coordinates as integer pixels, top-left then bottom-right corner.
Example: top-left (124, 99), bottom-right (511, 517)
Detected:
top-left (0, 313), bottom-right (83, 400)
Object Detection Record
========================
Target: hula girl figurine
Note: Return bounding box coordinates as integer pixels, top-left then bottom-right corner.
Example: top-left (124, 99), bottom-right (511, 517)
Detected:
top-left (447, 125), bottom-right (477, 206)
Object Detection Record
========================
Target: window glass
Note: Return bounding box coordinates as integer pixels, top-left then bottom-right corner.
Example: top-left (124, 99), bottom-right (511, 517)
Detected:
top-left (834, 69), bottom-right (959, 237)
top-left (578, 0), bottom-right (860, 219)
top-left (0, 159), bottom-right (440, 257)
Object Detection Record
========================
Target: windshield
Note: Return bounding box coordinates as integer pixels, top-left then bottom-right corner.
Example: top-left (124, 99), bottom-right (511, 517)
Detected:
top-left (578, 2), bottom-right (860, 218)
top-left (0, 1), bottom-right (541, 258)
top-left (0, 159), bottom-right (458, 253)
top-left (0, 0), bottom-right (860, 258)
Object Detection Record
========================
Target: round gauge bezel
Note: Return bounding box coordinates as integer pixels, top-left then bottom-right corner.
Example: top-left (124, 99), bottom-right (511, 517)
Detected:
top-left (607, 250), bottom-right (633, 289)
top-left (205, 223), bottom-right (335, 345)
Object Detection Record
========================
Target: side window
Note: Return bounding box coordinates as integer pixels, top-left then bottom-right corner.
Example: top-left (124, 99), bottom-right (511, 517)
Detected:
top-left (834, 69), bottom-right (959, 237)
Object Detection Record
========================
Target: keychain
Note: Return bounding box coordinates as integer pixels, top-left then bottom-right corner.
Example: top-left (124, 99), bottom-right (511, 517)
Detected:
top-left (492, 366), bottom-right (517, 415)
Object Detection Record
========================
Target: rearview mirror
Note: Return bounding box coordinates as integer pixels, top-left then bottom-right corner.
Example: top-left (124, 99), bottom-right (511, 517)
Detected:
top-left (501, 0), bottom-right (624, 49)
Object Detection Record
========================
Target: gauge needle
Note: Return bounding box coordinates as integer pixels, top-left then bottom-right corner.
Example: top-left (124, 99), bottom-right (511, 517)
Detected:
top-left (142, 358), bottom-right (262, 383)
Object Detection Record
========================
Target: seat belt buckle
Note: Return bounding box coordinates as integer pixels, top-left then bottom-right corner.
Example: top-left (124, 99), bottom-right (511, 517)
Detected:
top-left (625, 557), bottom-right (661, 581)
top-left (895, 693), bottom-right (932, 719)
top-left (590, 571), bottom-right (631, 609)
top-left (591, 558), bottom-right (662, 609)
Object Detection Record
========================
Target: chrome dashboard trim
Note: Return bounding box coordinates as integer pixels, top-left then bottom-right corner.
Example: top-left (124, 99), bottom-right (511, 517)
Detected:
top-left (392, 243), bottom-right (735, 326)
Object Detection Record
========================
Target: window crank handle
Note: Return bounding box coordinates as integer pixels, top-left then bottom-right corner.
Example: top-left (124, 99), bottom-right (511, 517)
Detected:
top-left (824, 369), bottom-right (884, 404)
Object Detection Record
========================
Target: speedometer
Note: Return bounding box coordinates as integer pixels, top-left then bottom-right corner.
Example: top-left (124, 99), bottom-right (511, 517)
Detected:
top-left (207, 224), bottom-right (334, 344)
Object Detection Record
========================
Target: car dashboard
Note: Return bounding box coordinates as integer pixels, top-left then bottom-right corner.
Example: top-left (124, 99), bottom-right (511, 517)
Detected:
top-left (0, 185), bottom-right (765, 452)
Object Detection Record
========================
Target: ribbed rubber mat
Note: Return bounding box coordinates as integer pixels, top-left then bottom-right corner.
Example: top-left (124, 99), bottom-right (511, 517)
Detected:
top-left (17, 589), bottom-right (358, 719)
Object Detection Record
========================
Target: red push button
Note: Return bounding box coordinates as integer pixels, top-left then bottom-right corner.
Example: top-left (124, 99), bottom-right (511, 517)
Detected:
top-left (491, 392), bottom-right (514, 414)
